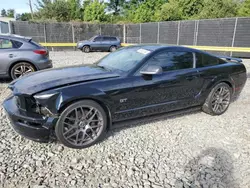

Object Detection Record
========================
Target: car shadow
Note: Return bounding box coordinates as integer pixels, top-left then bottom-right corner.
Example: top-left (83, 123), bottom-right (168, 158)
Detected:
top-left (0, 78), bottom-right (12, 84)
top-left (175, 147), bottom-right (238, 188)
top-left (107, 106), bottom-right (201, 137)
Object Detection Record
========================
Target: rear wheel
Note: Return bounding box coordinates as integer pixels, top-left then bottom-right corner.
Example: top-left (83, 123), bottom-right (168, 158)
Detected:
top-left (109, 46), bottom-right (117, 52)
top-left (10, 62), bottom-right (35, 80)
top-left (55, 100), bottom-right (107, 149)
top-left (202, 83), bottom-right (232, 115)
top-left (82, 46), bottom-right (90, 53)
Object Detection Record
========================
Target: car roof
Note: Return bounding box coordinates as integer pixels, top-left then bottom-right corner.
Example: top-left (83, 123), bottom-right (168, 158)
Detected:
top-left (0, 34), bottom-right (32, 42)
top-left (94, 35), bottom-right (118, 38)
top-left (124, 44), bottom-right (209, 54)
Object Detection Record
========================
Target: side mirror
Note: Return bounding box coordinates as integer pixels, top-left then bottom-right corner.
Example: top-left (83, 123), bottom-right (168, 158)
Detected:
top-left (140, 65), bottom-right (163, 75)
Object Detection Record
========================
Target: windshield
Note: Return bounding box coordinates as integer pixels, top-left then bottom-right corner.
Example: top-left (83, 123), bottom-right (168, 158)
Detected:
top-left (88, 36), bottom-right (96, 41)
top-left (97, 47), bottom-right (152, 72)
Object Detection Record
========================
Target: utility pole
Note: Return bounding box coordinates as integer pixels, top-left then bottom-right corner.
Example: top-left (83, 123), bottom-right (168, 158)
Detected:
top-left (28, 0), bottom-right (34, 19)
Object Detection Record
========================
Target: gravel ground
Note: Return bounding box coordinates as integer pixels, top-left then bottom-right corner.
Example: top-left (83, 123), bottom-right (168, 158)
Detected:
top-left (0, 51), bottom-right (250, 188)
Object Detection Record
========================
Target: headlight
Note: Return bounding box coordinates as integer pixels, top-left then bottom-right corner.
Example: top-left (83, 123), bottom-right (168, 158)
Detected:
top-left (34, 93), bottom-right (58, 100)
top-left (33, 92), bottom-right (60, 117)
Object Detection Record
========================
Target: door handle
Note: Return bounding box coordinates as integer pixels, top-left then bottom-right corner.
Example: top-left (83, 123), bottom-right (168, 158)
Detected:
top-left (9, 54), bottom-right (14, 58)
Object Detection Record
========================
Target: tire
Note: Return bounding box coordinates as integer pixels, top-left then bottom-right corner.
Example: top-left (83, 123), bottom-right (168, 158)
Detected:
top-left (109, 46), bottom-right (117, 52)
top-left (202, 82), bottom-right (232, 116)
top-left (82, 46), bottom-right (90, 53)
top-left (10, 62), bottom-right (36, 80)
top-left (55, 100), bottom-right (107, 149)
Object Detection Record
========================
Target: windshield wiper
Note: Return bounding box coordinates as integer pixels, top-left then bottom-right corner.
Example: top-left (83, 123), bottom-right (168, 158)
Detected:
top-left (97, 65), bottom-right (112, 71)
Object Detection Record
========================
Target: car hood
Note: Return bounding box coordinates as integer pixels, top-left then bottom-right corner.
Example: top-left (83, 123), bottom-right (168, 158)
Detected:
top-left (78, 40), bottom-right (88, 43)
top-left (9, 65), bottom-right (120, 95)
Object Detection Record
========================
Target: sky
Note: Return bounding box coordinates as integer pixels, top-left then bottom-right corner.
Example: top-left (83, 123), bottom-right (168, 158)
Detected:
top-left (0, 0), bottom-right (32, 14)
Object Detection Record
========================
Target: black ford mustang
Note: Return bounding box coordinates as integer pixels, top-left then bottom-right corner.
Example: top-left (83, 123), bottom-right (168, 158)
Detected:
top-left (3, 45), bottom-right (247, 149)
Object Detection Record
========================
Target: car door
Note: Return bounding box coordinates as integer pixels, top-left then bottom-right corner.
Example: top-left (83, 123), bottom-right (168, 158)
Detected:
top-left (0, 38), bottom-right (17, 75)
top-left (102, 37), bottom-right (112, 51)
top-left (91, 36), bottom-right (103, 50)
top-left (113, 50), bottom-right (204, 120)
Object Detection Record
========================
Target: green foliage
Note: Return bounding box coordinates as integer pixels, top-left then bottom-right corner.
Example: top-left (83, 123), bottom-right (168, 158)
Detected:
top-left (155, 0), bottom-right (182, 21)
top-left (1, 9), bottom-right (7, 17)
top-left (36, 0), bottom-right (71, 21)
top-left (68, 0), bottom-right (82, 20)
top-left (3, 0), bottom-right (250, 23)
top-left (238, 0), bottom-right (250, 17)
top-left (16, 13), bottom-right (32, 21)
top-left (83, 0), bottom-right (106, 22)
top-left (125, 0), bottom-right (167, 23)
top-left (198, 0), bottom-right (238, 19)
top-left (7, 9), bottom-right (15, 18)
top-left (106, 0), bottom-right (126, 15)
top-left (156, 0), bottom-right (239, 21)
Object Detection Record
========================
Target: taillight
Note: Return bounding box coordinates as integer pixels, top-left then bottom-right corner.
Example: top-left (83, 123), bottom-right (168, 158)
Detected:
top-left (33, 49), bottom-right (47, 55)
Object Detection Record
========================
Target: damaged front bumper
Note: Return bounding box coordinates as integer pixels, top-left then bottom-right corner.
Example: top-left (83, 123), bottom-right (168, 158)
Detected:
top-left (3, 95), bottom-right (57, 143)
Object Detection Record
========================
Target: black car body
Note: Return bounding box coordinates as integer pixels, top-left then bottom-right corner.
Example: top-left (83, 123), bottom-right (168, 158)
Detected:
top-left (77, 35), bottom-right (121, 53)
top-left (3, 45), bottom-right (247, 148)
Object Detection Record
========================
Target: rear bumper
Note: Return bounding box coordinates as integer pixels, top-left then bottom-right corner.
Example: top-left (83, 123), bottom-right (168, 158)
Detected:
top-left (36, 59), bottom-right (53, 70)
top-left (3, 95), bottom-right (55, 142)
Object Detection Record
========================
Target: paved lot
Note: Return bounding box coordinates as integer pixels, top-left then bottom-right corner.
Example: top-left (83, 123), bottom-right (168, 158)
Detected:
top-left (0, 51), bottom-right (250, 188)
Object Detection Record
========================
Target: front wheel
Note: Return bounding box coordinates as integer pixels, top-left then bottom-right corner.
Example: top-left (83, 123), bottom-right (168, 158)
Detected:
top-left (82, 46), bottom-right (90, 53)
top-left (55, 100), bottom-right (107, 149)
top-left (202, 83), bottom-right (232, 115)
top-left (109, 46), bottom-right (117, 52)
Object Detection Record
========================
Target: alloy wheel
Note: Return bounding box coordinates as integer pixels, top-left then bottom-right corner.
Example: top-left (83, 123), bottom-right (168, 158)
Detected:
top-left (61, 105), bottom-right (104, 147)
top-left (211, 86), bottom-right (231, 114)
top-left (12, 63), bottom-right (35, 79)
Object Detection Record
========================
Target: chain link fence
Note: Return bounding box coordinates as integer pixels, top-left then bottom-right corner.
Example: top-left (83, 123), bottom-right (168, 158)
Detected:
top-left (10, 18), bottom-right (250, 57)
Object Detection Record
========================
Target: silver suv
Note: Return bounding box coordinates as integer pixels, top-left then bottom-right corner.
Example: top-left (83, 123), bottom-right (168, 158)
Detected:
top-left (0, 34), bottom-right (52, 79)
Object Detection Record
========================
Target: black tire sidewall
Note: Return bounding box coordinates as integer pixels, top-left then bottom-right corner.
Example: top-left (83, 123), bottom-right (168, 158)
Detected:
top-left (203, 82), bottom-right (232, 116)
top-left (83, 46), bottom-right (90, 53)
top-left (110, 46), bottom-right (117, 52)
top-left (55, 100), bottom-right (107, 149)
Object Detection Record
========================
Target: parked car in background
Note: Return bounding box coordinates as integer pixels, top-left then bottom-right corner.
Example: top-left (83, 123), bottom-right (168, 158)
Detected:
top-left (77, 35), bottom-right (121, 53)
top-left (0, 34), bottom-right (52, 80)
top-left (3, 45), bottom-right (247, 149)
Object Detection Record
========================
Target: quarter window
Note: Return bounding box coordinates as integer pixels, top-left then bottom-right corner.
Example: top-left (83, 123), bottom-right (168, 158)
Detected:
top-left (0, 38), bottom-right (13, 49)
top-left (11, 40), bottom-right (23, 48)
top-left (146, 51), bottom-right (193, 72)
top-left (196, 53), bottom-right (225, 67)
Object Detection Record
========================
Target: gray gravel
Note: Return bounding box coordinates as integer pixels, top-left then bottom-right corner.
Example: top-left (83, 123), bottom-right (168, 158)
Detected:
top-left (0, 51), bottom-right (250, 188)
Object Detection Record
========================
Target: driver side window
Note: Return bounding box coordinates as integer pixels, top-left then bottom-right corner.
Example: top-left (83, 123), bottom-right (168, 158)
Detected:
top-left (94, 37), bottom-right (102, 42)
top-left (0, 38), bottom-right (13, 49)
top-left (146, 51), bottom-right (194, 72)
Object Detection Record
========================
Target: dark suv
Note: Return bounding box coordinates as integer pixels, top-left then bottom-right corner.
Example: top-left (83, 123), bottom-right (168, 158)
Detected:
top-left (77, 35), bottom-right (121, 53)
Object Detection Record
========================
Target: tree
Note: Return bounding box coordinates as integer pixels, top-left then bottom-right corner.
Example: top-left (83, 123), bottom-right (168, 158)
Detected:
top-left (36, 0), bottom-right (71, 21)
top-left (125, 0), bottom-right (167, 22)
top-left (155, 0), bottom-right (182, 21)
top-left (238, 0), bottom-right (250, 16)
top-left (84, 0), bottom-right (106, 22)
top-left (1, 9), bottom-right (7, 17)
top-left (198, 0), bottom-right (238, 19)
top-left (68, 0), bottom-right (81, 20)
top-left (7, 9), bottom-right (15, 18)
top-left (16, 13), bottom-right (32, 21)
top-left (106, 0), bottom-right (126, 15)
